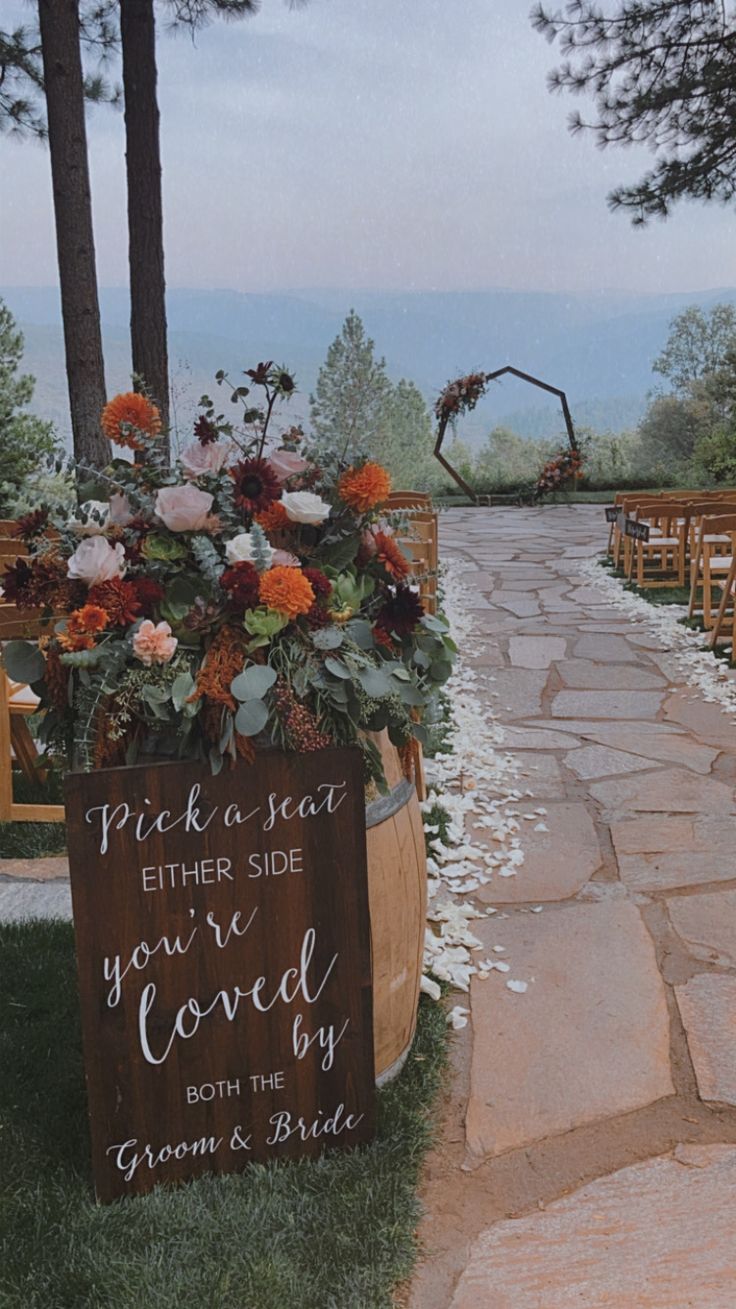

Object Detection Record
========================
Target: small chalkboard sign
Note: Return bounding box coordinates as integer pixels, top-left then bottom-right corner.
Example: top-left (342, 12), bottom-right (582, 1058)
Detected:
top-left (623, 517), bottom-right (650, 542)
top-left (604, 506), bottom-right (618, 523)
top-left (65, 748), bottom-right (375, 1202)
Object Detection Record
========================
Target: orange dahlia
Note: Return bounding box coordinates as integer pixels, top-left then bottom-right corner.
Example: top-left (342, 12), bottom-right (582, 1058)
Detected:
top-left (338, 461), bottom-right (391, 512)
top-left (373, 530), bottom-right (410, 580)
top-left (259, 566), bottom-right (315, 619)
top-left (255, 500), bottom-right (289, 532)
top-left (101, 392), bottom-right (162, 450)
top-left (68, 604), bottom-right (109, 636)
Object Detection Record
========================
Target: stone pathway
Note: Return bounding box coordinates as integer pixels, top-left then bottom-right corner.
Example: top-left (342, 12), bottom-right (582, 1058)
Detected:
top-left (410, 506), bottom-right (736, 1309)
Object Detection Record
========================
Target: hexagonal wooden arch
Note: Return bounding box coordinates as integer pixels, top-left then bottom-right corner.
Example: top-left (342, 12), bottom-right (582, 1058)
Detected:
top-left (434, 364), bottom-right (578, 502)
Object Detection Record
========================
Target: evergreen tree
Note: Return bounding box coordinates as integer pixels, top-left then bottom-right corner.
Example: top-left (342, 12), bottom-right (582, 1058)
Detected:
top-left (310, 311), bottom-right (394, 460)
top-left (0, 299), bottom-right (58, 509)
top-left (533, 1), bottom-right (736, 222)
top-left (379, 379), bottom-right (440, 489)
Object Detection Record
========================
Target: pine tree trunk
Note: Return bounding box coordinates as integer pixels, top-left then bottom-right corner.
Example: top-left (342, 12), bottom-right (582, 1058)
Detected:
top-left (120, 0), bottom-right (170, 456)
top-left (37, 0), bottom-right (111, 468)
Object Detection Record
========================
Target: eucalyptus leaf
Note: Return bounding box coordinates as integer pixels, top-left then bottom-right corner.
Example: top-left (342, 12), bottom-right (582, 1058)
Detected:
top-left (311, 626), bottom-right (344, 650)
top-left (430, 659), bottom-right (453, 683)
top-left (324, 656), bottom-right (351, 680)
top-left (345, 618), bottom-right (374, 649)
top-left (356, 667), bottom-right (392, 698)
top-left (171, 672), bottom-right (195, 711)
top-left (413, 648), bottom-right (431, 669)
top-left (235, 699), bottom-right (270, 736)
top-left (2, 640), bottom-right (46, 686)
top-left (397, 681), bottom-right (426, 706)
top-left (421, 613), bottom-right (449, 634)
top-left (412, 723), bottom-right (429, 746)
top-left (231, 665), bottom-right (277, 701)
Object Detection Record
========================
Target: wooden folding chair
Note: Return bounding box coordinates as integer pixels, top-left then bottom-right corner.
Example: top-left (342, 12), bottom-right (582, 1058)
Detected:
top-left (385, 490), bottom-right (433, 510)
top-left (629, 501), bottom-right (690, 587)
top-left (687, 514), bottom-right (736, 629)
top-left (0, 525), bottom-right (65, 824)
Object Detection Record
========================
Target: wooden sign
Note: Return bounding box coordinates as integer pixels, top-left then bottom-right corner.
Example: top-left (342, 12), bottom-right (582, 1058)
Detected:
top-left (65, 748), bottom-right (375, 1202)
top-left (604, 505), bottom-right (618, 523)
top-left (623, 517), bottom-right (650, 542)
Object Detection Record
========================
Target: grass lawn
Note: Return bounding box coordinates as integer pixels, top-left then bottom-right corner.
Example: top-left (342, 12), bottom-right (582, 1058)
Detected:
top-left (0, 920), bottom-right (447, 1308)
top-left (0, 771), bottom-right (67, 860)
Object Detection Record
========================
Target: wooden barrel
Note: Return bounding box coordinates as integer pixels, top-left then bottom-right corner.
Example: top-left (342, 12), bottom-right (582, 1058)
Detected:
top-left (365, 732), bottom-right (427, 1086)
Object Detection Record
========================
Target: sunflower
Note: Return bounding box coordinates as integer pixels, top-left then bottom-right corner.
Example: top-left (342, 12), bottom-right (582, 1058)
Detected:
top-left (259, 566), bottom-right (315, 619)
top-left (373, 530), bottom-right (410, 580)
top-left (101, 392), bottom-right (162, 450)
top-left (229, 458), bottom-right (281, 516)
top-left (338, 461), bottom-right (391, 513)
top-left (376, 586), bottom-right (424, 637)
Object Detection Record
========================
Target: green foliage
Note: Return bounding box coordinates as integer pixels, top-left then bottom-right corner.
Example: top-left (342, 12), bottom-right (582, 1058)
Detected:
top-left (691, 427), bottom-right (736, 484)
top-left (533, 2), bottom-right (736, 223)
top-left (653, 304), bottom-right (736, 394)
top-left (0, 299), bottom-right (58, 510)
top-left (310, 313), bottom-right (439, 489)
top-left (0, 921), bottom-right (448, 1309)
top-left (310, 311), bottom-right (394, 461)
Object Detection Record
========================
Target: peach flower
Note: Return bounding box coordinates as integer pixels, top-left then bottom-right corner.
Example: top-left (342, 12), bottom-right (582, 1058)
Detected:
top-left (180, 441), bottom-right (232, 480)
top-left (272, 549), bottom-right (300, 567)
top-left (155, 484), bottom-right (214, 532)
top-left (67, 536), bottom-right (126, 586)
top-left (132, 619), bottom-right (178, 666)
top-left (268, 448), bottom-right (308, 483)
top-left (108, 493), bottom-right (134, 526)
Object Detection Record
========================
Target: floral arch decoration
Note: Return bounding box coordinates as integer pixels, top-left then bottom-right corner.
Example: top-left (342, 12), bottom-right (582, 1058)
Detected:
top-left (433, 365), bottom-right (579, 502)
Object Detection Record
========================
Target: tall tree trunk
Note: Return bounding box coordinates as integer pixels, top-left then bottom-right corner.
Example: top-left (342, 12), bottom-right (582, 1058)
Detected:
top-left (37, 0), bottom-right (111, 468)
top-left (120, 0), bottom-right (170, 455)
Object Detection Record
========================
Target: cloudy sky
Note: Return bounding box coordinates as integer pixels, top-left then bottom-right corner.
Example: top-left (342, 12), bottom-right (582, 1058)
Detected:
top-left (1, 0), bottom-right (734, 295)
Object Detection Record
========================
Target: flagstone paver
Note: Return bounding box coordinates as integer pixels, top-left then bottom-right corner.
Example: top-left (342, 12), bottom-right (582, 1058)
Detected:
top-left (449, 1145), bottom-right (736, 1309)
top-left (675, 976), bottom-right (736, 1105)
top-left (667, 889), bottom-right (736, 968)
top-left (465, 901), bottom-right (674, 1160)
top-left (508, 636), bottom-right (567, 668)
top-left (474, 802), bottom-right (602, 903)
top-left (409, 506), bottom-right (736, 1309)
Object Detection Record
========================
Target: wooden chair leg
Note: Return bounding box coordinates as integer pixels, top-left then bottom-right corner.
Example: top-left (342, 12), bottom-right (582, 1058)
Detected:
top-left (709, 559), bottom-right (736, 648)
top-left (0, 674), bottom-right (13, 822)
top-left (10, 716), bottom-right (46, 783)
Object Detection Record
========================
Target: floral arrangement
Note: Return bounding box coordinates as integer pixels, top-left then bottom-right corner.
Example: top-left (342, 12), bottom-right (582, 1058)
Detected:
top-left (434, 371), bottom-right (492, 425)
top-left (3, 363), bottom-right (455, 785)
top-left (533, 445), bottom-right (584, 499)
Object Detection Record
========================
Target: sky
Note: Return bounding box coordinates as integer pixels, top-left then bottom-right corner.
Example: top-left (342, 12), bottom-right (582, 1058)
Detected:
top-left (1, 0), bottom-right (734, 296)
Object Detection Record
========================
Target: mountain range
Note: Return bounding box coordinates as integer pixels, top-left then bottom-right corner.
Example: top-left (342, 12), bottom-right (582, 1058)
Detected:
top-left (4, 284), bottom-right (736, 447)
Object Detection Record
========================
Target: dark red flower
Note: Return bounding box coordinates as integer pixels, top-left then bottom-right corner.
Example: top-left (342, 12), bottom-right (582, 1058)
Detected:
top-left (220, 561), bottom-right (261, 609)
top-left (13, 507), bottom-right (49, 542)
top-left (229, 457), bottom-right (281, 515)
top-left (88, 577), bottom-right (141, 626)
top-left (245, 361), bottom-right (273, 385)
top-left (194, 414), bottom-right (219, 446)
top-left (2, 555), bottom-right (69, 610)
top-left (372, 623), bottom-right (396, 651)
top-left (302, 567), bottom-right (332, 600)
top-left (131, 577), bottom-right (165, 617)
top-left (377, 586), bottom-right (424, 637)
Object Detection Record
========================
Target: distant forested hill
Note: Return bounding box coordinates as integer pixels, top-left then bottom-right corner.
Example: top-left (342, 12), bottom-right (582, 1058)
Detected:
top-left (5, 284), bottom-right (735, 446)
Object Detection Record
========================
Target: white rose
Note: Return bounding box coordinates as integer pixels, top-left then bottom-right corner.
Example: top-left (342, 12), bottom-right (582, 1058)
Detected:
top-left (67, 536), bottom-right (126, 585)
top-left (224, 531), bottom-right (274, 568)
top-left (281, 491), bottom-right (331, 525)
top-left (71, 500), bottom-right (109, 535)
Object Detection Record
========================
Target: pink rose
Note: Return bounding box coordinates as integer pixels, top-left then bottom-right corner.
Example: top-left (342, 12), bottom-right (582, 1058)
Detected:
top-left (272, 549), bottom-right (300, 567)
top-left (155, 484), bottom-right (214, 532)
top-left (132, 619), bottom-right (178, 667)
top-left (67, 536), bottom-right (126, 586)
top-left (268, 449), bottom-right (308, 483)
top-left (180, 441), bottom-right (232, 480)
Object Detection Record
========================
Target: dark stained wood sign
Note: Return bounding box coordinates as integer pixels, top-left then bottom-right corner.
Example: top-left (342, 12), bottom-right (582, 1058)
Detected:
top-left (604, 505), bottom-right (618, 523)
top-left (65, 748), bottom-right (375, 1202)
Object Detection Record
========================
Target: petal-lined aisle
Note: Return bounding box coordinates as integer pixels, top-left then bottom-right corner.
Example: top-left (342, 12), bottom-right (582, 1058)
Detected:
top-left (411, 504), bottom-right (736, 1309)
